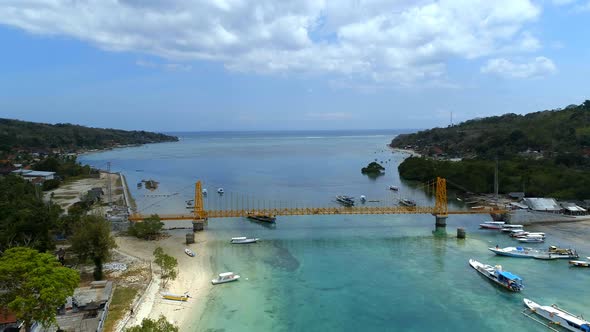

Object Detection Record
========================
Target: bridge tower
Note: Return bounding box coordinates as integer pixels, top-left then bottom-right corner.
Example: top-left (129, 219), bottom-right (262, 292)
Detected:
top-left (434, 177), bottom-right (448, 227)
top-left (192, 181), bottom-right (207, 231)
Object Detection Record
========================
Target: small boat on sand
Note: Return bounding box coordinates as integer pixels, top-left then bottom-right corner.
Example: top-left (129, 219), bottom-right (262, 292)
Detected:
top-left (231, 237), bottom-right (259, 244)
top-left (469, 259), bottom-right (523, 292)
top-left (212, 272), bottom-right (240, 285)
top-left (161, 292), bottom-right (190, 301)
top-left (479, 221), bottom-right (505, 229)
top-left (569, 260), bottom-right (590, 267)
top-left (185, 248), bottom-right (195, 257)
top-left (523, 298), bottom-right (589, 331)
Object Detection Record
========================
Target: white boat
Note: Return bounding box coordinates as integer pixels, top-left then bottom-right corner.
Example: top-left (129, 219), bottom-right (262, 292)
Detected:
top-left (185, 248), bottom-right (195, 257)
top-left (230, 237), bottom-right (259, 244)
top-left (360, 195), bottom-right (366, 203)
top-left (569, 260), bottom-right (590, 267)
top-left (500, 224), bottom-right (523, 232)
top-left (211, 272), bottom-right (240, 285)
top-left (468, 259), bottom-right (523, 292)
top-left (202, 188), bottom-right (208, 196)
top-left (523, 298), bottom-right (589, 332)
top-left (217, 188), bottom-right (224, 194)
top-left (517, 235), bottom-right (545, 243)
top-left (479, 221), bottom-right (505, 229)
top-left (511, 231), bottom-right (545, 238)
top-left (489, 246), bottom-right (578, 259)
top-left (389, 185), bottom-right (399, 191)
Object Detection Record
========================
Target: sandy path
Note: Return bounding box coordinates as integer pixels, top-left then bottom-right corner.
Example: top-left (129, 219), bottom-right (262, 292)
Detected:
top-left (114, 231), bottom-right (213, 330)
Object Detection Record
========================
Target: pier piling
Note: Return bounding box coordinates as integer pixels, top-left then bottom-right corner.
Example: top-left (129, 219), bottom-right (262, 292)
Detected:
top-left (435, 215), bottom-right (447, 227)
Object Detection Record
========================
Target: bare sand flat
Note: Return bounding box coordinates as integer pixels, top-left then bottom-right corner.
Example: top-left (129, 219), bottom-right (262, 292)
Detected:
top-left (114, 231), bottom-right (213, 330)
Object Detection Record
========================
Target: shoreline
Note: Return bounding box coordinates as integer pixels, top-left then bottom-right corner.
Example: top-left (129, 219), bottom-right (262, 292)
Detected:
top-left (115, 230), bottom-right (213, 330)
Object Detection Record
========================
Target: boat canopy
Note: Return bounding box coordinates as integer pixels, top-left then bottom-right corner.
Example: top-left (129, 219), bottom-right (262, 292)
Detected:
top-left (498, 270), bottom-right (522, 281)
top-left (581, 324), bottom-right (589, 332)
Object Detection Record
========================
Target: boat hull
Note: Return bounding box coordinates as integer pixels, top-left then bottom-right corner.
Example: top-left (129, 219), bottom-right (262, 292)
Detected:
top-left (569, 260), bottom-right (590, 267)
top-left (231, 238), bottom-right (259, 244)
top-left (469, 259), bottom-right (522, 292)
top-left (524, 299), bottom-right (590, 332)
top-left (211, 275), bottom-right (240, 285)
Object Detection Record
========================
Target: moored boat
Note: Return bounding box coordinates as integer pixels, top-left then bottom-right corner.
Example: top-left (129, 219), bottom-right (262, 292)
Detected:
top-left (569, 260), bottom-right (590, 267)
top-left (399, 199), bottom-right (416, 207)
top-left (500, 224), bottom-right (523, 232)
top-left (161, 292), bottom-right (190, 301)
top-left (230, 237), bottom-right (259, 244)
top-left (479, 221), bottom-right (505, 229)
top-left (211, 272), bottom-right (240, 285)
top-left (511, 231), bottom-right (546, 238)
top-left (489, 246), bottom-right (578, 259)
top-left (336, 195), bottom-right (355, 206)
top-left (523, 298), bottom-right (589, 332)
top-left (516, 234), bottom-right (545, 243)
top-left (185, 248), bottom-right (195, 257)
top-left (246, 212), bottom-right (276, 223)
top-left (217, 187), bottom-right (224, 194)
top-left (469, 259), bottom-right (523, 292)
top-left (389, 185), bottom-right (399, 191)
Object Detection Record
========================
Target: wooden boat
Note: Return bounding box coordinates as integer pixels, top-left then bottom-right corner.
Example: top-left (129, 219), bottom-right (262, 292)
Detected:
top-left (489, 246), bottom-right (578, 259)
top-left (246, 213), bottom-right (276, 223)
top-left (184, 248), bottom-right (195, 257)
top-left (211, 272), bottom-right (240, 285)
top-left (569, 260), bottom-right (590, 267)
top-left (161, 292), bottom-right (190, 301)
top-left (469, 259), bottom-right (523, 292)
top-left (231, 237), bottom-right (259, 244)
top-left (524, 298), bottom-right (589, 331)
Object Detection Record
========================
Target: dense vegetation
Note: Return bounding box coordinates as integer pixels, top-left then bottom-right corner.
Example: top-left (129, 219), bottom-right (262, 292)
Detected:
top-left (0, 118), bottom-right (178, 154)
top-left (393, 101), bottom-right (590, 199)
top-left (361, 162), bottom-right (385, 176)
top-left (0, 175), bottom-right (62, 251)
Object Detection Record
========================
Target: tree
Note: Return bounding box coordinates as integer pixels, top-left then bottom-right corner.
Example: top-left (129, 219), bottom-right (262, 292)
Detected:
top-left (128, 214), bottom-right (164, 240)
top-left (125, 315), bottom-right (179, 332)
top-left (70, 215), bottom-right (117, 280)
top-left (153, 247), bottom-right (178, 287)
top-left (0, 247), bottom-right (80, 331)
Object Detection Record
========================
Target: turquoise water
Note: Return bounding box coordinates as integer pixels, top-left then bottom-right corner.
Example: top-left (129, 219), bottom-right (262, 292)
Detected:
top-left (80, 131), bottom-right (590, 332)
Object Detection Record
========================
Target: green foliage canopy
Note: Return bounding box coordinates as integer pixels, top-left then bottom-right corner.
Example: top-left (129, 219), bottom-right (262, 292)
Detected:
top-left (128, 215), bottom-right (164, 240)
top-left (153, 247), bottom-right (178, 287)
top-left (69, 215), bottom-right (117, 280)
top-left (0, 247), bottom-right (80, 330)
top-left (125, 315), bottom-right (179, 332)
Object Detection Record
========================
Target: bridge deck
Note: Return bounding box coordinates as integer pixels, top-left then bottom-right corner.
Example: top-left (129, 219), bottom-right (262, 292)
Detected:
top-left (128, 206), bottom-right (504, 221)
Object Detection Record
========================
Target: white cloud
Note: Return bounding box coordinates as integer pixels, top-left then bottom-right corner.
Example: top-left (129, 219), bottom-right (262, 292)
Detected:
top-left (0, 0), bottom-right (541, 84)
top-left (480, 57), bottom-right (557, 79)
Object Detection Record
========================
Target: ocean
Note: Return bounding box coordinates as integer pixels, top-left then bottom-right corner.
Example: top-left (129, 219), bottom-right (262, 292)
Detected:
top-left (80, 130), bottom-right (590, 332)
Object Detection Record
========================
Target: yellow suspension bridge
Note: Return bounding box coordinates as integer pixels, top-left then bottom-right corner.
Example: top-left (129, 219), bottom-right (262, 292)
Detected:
top-left (128, 178), bottom-right (505, 230)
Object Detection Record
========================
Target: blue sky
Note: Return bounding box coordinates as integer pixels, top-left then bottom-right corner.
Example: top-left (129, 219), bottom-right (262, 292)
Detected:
top-left (0, 0), bottom-right (589, 132)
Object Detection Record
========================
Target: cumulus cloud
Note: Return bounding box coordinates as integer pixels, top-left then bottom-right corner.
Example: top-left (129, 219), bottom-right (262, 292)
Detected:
top-left (480, 57), bottom-right (557, 78)
top-left (0, 0), bottom-right (542, 84)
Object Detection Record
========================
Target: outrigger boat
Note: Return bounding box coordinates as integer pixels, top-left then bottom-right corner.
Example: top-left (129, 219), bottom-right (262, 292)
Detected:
top-left (211, 272), bottom-right (240, 285)
top-left (469, 259), bottom-right (523, 292)
top-left (523, 298), bottom-right (590, 332)
top-left (230, 237), bottom-right (259, 244)
top-left (161, 292), bottom-right (190, 301)
top-left (489, 246), bottom-right (579, 259)
top-left (336, 195), bottom-right (355, 206)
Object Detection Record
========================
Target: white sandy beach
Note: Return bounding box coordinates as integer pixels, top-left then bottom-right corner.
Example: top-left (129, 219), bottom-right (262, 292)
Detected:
top-left (114, 230), bottom-right (213, 331)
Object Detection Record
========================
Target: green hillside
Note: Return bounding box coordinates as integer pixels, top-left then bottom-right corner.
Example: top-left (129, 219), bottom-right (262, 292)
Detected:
top-left (0, 118), bottom-right (178, 153)
top-left (392, 100), bottom-right (590, 199)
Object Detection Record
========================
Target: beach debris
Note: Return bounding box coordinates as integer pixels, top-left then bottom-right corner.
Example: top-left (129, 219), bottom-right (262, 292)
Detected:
top-left (103, 262), bottom-right (128, 272)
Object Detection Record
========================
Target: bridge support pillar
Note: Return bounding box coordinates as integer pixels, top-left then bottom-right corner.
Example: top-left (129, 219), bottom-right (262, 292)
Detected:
top-left (192, 219), bottom-right (206, 232)
top-left (435, 215), bottom-right (448, 227)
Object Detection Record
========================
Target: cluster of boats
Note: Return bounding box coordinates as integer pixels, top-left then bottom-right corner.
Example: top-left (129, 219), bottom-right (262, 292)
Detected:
top-left (480, 221), bottom-right (545, 243)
